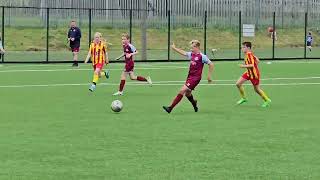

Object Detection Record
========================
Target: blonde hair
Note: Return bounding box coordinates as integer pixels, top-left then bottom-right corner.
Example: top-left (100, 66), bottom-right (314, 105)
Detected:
top-left (94, 32), bottom-right (107, 44)
top-left (122, 33), bottom-right (130, 40)
top-left (190, 40), bottom-right (200, 48)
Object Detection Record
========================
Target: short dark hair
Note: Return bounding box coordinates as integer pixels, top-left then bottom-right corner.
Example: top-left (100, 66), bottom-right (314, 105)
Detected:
top-left (242, 42), bottom-right (252, 49)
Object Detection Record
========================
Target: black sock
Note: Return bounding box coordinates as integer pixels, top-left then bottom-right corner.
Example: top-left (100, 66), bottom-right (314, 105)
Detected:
top-left (186, 95), bottom-right (196, 106)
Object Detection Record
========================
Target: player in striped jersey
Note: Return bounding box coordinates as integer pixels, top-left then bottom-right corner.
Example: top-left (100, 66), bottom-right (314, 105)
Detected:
top-left (84, 32), bottom-right (110, 92)
top-left (236, 42), bottom-right (271, 107)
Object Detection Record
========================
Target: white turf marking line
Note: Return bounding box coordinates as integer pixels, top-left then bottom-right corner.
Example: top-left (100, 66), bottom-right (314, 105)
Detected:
top-left (0, 66), bottom-right (188, 73)
top-left (134, 77), bottom-right (320, 84)
top-left (1, 82), bottom-right (320, 88)
top-left (2, 59), bottom-right (320, 69)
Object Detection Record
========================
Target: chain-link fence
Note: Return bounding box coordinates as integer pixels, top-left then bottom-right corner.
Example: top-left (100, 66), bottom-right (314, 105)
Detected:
top-left (0, 6), bottom-right (319, 63)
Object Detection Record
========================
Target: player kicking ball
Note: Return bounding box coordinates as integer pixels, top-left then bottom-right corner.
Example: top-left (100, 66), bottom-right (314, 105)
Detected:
top-left (113, 33), bottom-right (152, 96)
top-left (84, 32), bottom-right (110, 92)
top-left (236, 42), bottom-right (271, 107)
top-left (163, 40), bottom-right (214, 113)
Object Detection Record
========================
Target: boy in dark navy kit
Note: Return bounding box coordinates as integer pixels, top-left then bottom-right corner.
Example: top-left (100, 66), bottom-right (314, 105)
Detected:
top-left (68, 20), bottom-right (81, 67)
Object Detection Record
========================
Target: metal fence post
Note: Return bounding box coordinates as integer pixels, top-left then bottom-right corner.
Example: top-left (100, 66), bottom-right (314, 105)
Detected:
top-left (238, 11), bottom-right (242, 60)
top-left (129, 9), bottom-right (132, 43)
top-left (272, 12), bottom-right (276, 59)
top-left (204, 11), bottom-right (207, 55)
top-left (168, 10), bottom-right (171, 61)
top-left (304, 12), bottom-right (308, 59)
top-left (46, 8), bottom-right (49, 63)
top-left (1, 6), bottom-right (4, 62)
top-left (88, 8), bottom-right (92, 46)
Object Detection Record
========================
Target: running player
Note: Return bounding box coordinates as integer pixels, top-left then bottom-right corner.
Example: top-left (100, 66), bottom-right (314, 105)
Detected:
top-left (162, 40), bottom-right (214, 113)
top-left (113, 33), bottom-right (152, 96)
top-left (236, 42), bottom-right (271, 107)
top-left (84, 32), bottom-right (110, 92)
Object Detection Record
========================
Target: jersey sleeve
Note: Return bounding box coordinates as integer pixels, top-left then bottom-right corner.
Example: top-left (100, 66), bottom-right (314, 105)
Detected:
top-left (129, 44), bottom-right (137, 52)
top-left (186, 52), bottom-right (192, 60)
top-left (201, 54), bottom-right (212, 64)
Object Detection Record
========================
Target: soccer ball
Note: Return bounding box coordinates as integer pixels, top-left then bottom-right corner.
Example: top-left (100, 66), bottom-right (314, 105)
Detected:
top-left (111, 100), bottom-right (123, 112)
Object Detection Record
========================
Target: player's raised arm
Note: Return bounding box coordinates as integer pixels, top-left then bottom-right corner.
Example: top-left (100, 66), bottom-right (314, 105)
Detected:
top-left (171, 43), bottom-right (187, 56)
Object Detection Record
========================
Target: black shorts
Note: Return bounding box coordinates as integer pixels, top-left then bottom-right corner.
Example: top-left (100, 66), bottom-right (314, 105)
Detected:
top-left (307, 42), bottom-right (312, 46)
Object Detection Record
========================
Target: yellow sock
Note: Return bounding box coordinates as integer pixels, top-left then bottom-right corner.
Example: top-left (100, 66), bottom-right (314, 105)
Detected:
top-left (100, 71), bottom-right (105, 77)
top-left (239, 86), bottom-right (246, 99)
top-left (259, 90), bottom-right (270, 101)
top-left (93, 74), bottom-right (99, 84)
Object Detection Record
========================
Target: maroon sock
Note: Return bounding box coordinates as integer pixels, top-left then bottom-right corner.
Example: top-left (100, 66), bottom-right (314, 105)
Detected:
top-left (119, 80), bottom-right (126, 91)
top-left (137, 76), bottom-right (147, 81)
top-left (170, 94), bottom-right (183, 109)
top-left (186, 94), bottom-right (196, 106)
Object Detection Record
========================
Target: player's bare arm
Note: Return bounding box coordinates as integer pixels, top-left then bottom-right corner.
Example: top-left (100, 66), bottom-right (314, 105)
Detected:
top-left (171, 43), bottom-right (187, 56)
top-left (239, 64), bottom-right (254, 68)
top-left (105, 52), bottom-right (109, 64)
top-left (207, 62), bottom-right (214, 83)
top-left (254, 55), bottom-right (260, 64)
top-left (84, 51), bottom-right (91, 63)
top-left (126, 51), bottom-right (138, 59)
top-left (127, 50), bottom-right (138, 58)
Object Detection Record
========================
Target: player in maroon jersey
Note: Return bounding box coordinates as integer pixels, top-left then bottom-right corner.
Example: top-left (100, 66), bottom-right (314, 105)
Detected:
top-left (113, 33), bottom-right (152, 96)
top-left (163, 40), bottom-right (214, 113)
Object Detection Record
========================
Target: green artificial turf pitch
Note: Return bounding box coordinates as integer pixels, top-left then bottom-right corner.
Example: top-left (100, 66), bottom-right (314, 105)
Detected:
top-left (0, 61), bottom-right (320, 179)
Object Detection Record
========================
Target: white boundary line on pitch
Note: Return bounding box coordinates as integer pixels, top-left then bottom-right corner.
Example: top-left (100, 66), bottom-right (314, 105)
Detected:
top-left (1, 82), bottom-right (320, 88)
top-left (1, 60), bottom-right (320, 68)
top-left (152, 77), bottom-right (320, 83)
top-left (0, 66), bottom-right (188, 73)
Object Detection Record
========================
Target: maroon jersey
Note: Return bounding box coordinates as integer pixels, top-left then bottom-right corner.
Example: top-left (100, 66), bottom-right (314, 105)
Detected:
top-left (123, 43), bottom-right (136, 72)
top-left (186, 52), bottom-right (211, 80)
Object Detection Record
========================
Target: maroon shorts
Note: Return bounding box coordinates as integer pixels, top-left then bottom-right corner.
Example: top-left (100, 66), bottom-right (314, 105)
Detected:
top-left (242, 73), bottom-right (260, 86)
top-left (185, 77), bottom-right (201, 90)
top-left (71, 47), bottom-right (80, 52)
top-left (93, 63), bottom-right (104, 70)
top-left (125, 62), bottom-right (134, 72)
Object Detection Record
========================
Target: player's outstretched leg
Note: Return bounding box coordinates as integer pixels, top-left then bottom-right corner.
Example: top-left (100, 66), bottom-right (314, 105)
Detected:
top-left (236, 77), bottom-right (248, 105)
top-left (185, 90), bottom-right (198, 112)
top-left (129, 73), bottom-right (152, 86)
top-left (163, 85), bottom-right (188, 113)
top-left (253, 85), bottom-right (271, 107)
top-left (113, 72), bottom-right (126, 96)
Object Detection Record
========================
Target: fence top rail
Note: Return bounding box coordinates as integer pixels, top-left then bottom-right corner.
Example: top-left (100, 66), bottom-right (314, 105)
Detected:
top-left (0, 6), bottom-right (152, 11)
